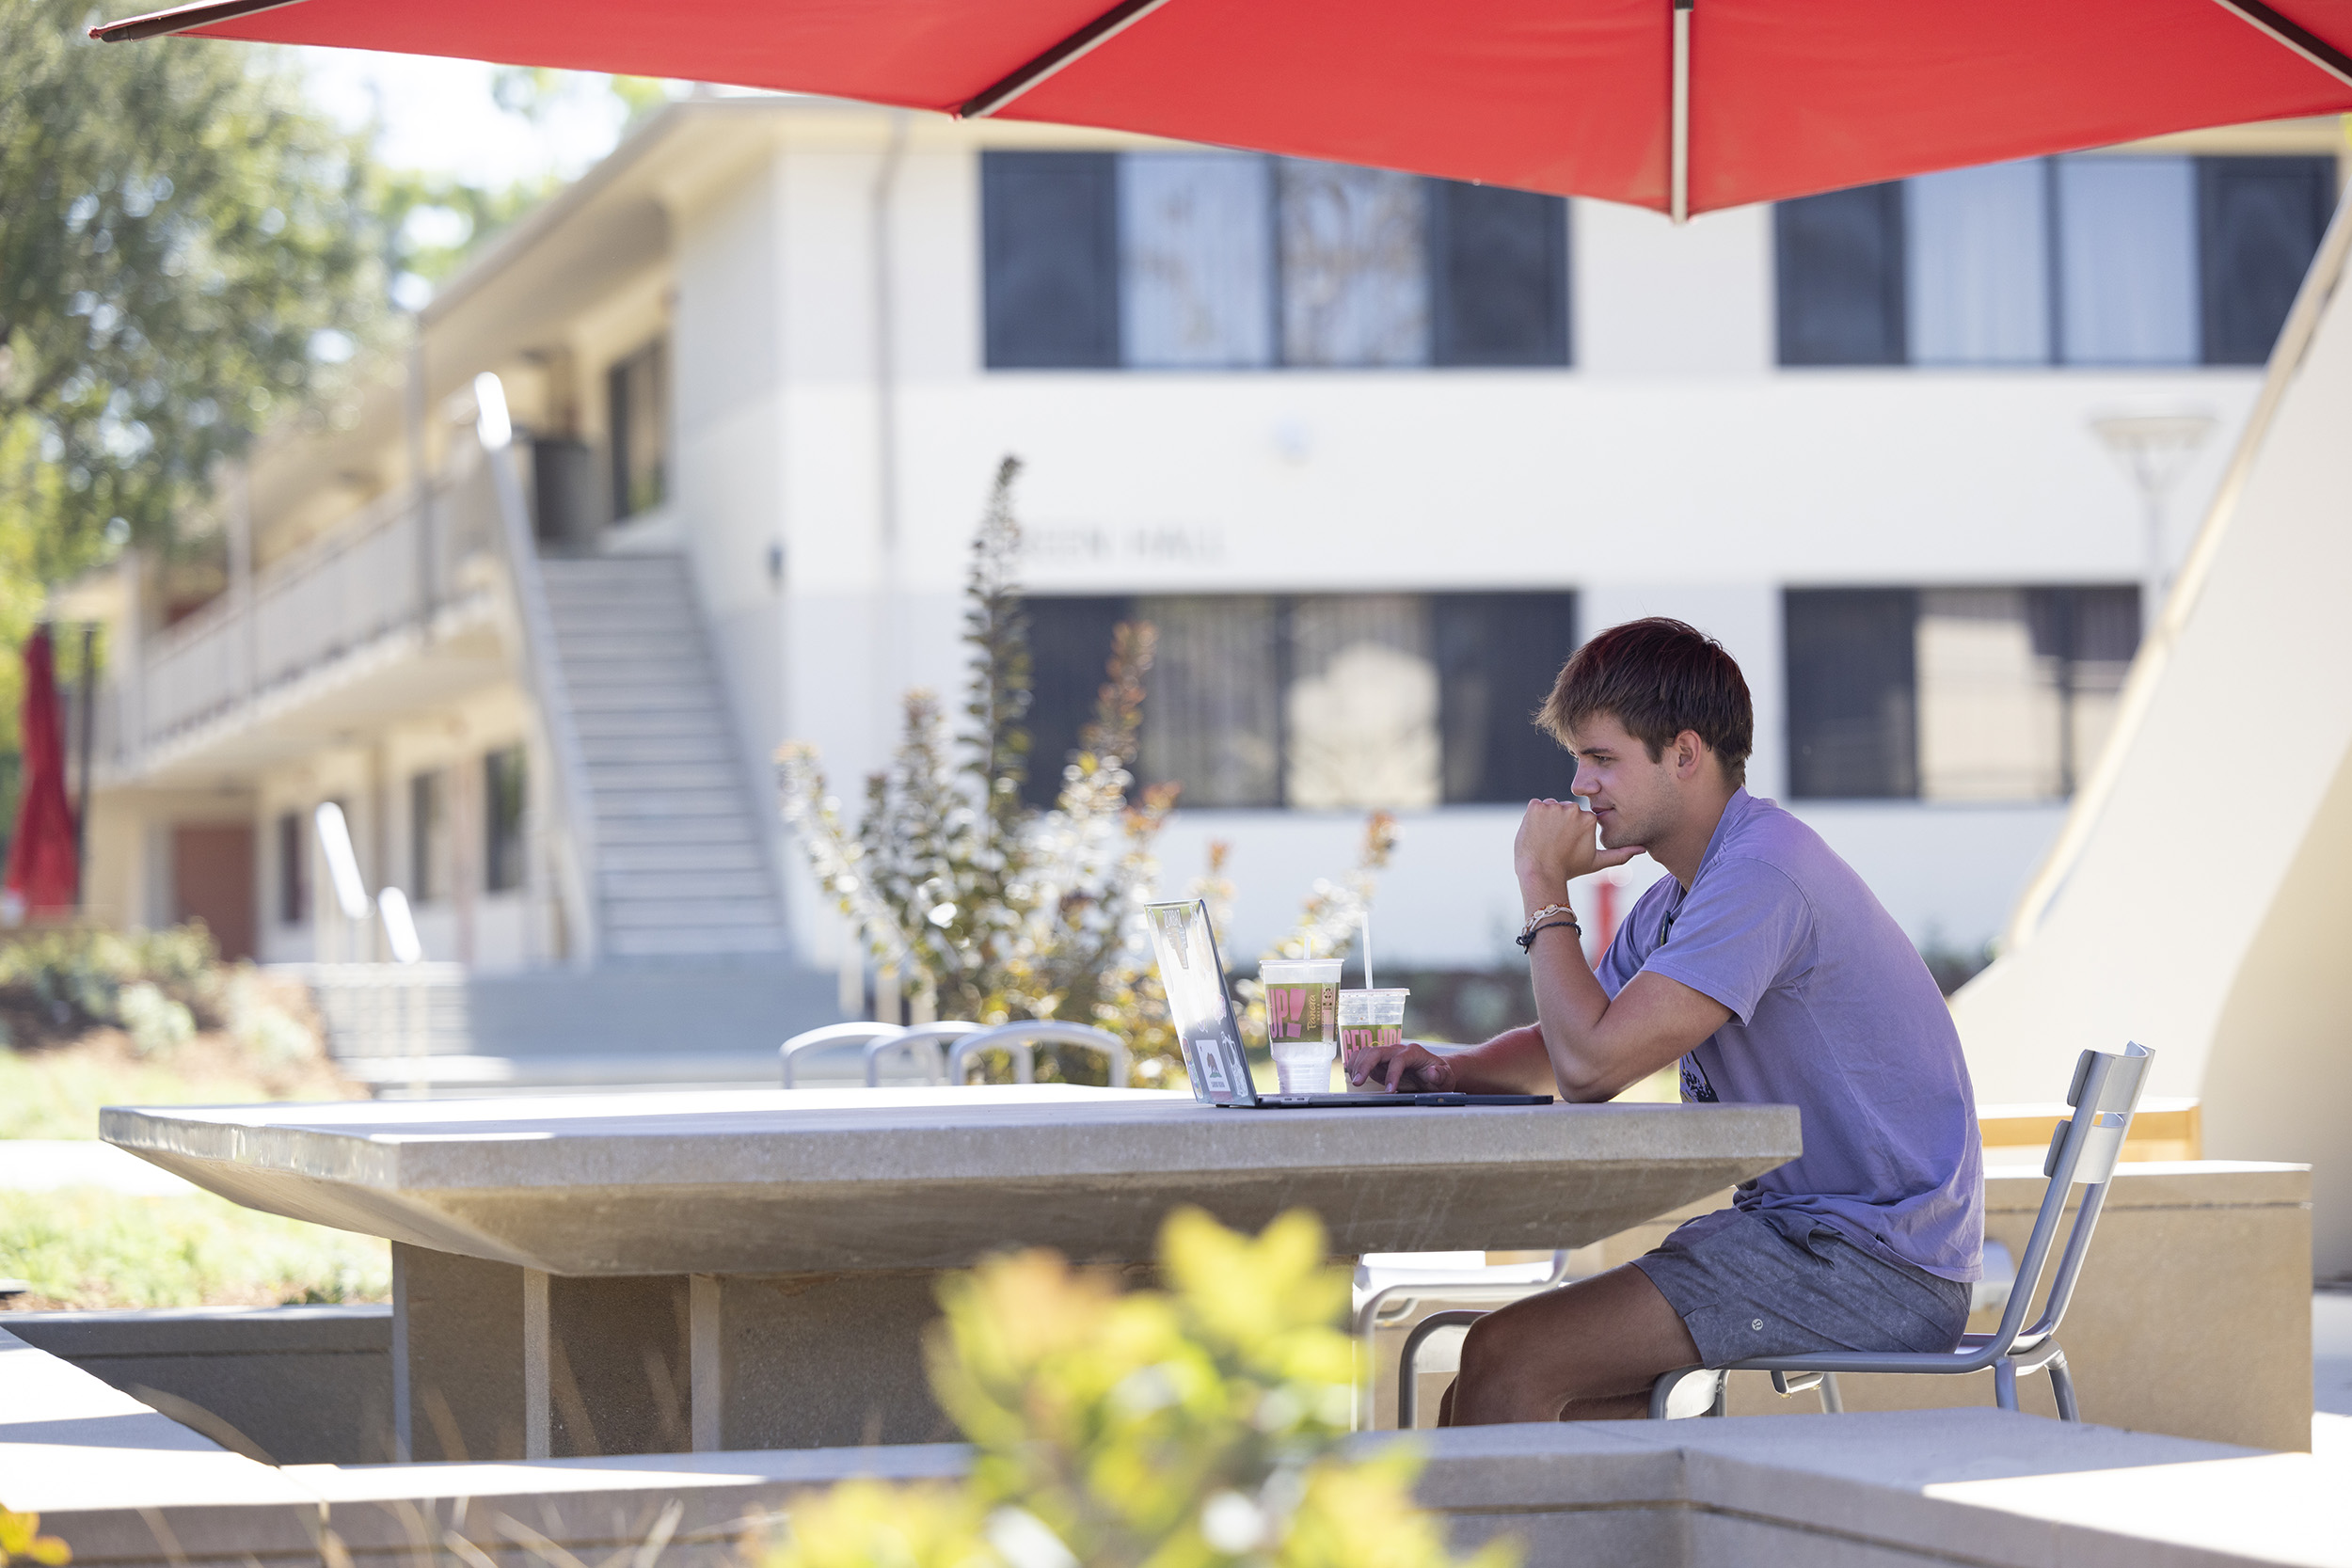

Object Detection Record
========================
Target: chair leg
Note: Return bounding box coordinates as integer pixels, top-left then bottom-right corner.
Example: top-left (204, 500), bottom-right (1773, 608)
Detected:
top-left (2046, 1350), bottom-right (2079, 1422)
top-left (1994, 1359), bottom-right (2018, 1412)
top-left (1817, 1372), bottom-right (1843, 1415)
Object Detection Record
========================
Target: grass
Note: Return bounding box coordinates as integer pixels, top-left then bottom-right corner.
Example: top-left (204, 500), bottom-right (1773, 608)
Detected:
top-left (3, 1021), bottom-right (387, 1311)
top-left (0, 1187), bottom-right (389, 1310)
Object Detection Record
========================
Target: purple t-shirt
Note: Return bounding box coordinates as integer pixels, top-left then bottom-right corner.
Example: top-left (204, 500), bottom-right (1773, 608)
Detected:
top-left (1595, 789), bottom-right (1983, 1282)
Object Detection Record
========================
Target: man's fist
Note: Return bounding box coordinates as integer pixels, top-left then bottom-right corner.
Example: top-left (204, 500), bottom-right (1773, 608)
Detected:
top-left (1343, 1036), bottom-right (1455, 1094)
top-left (1514, 798), bottom-right (1641, 895)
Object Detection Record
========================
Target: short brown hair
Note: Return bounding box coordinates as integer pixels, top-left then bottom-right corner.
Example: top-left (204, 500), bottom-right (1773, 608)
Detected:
top-left (1538, 618), bottom-right (1753, 784)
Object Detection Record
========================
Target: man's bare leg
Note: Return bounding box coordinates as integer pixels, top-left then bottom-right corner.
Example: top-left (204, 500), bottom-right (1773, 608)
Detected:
top-left (1440, 1264), bottom-right (1702, 1425)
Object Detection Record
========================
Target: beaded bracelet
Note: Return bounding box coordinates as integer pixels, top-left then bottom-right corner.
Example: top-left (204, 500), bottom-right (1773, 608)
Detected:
top-left (1516, 916), bottom-right (1581, 952)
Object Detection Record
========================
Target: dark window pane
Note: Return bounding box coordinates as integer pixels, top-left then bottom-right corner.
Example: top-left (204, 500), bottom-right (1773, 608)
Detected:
top-left (2026, 585), bottom-right (2141, 796)
top-left (485, 746), bottom-right (529, 895)
top-left (277, 809), bottom-right (309, 926)
top-left (409, 770), bottom-right (443, 904)
top-left (1786, 589), bottom-right (1918, 798)
top-left (607, 338), bottom-right (668, 521)
top-left (1021, 596), bottom-right (1132, 809)
top-left (2199, 156), bottom-right (2334, 366)
top-left (1776, 184), bottom-right (1907, 366)
top-left (1430, 182), bottom-right (1570, 367)
top-left (1433, 593), bottom-right (1580, 802)
top-left (1137, 595), bottom-right (1282, 807)
top-left (982, 151), bottom-right (1120, 369)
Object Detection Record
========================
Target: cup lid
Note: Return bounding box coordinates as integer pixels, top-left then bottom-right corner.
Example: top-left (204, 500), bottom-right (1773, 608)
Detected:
top-left (1260, 958), bottom-right (1343, 980)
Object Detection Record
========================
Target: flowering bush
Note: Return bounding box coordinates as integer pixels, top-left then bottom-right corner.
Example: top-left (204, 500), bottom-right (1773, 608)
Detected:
top-left (778, 459), bottom-right (1394, 1084)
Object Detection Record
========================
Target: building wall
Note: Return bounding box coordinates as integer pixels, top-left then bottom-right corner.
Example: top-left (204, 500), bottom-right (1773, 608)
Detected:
top-left (687, 132), bottom-right (2259, 968)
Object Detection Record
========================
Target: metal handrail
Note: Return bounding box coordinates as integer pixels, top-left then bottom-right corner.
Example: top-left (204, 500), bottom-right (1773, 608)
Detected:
top-left (947, 1022), bottom-right (1131, 1087)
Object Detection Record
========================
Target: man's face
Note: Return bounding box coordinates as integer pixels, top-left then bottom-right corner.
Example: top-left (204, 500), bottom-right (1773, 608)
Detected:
top-left (1565, 711), bottom-right (1683, 849)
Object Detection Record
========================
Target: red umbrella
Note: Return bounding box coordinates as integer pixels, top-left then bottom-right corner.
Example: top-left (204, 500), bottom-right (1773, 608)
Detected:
top-left (92, 0), bottom-right (2352, 217)
top-left (5, 626), bottom-right (80, 920)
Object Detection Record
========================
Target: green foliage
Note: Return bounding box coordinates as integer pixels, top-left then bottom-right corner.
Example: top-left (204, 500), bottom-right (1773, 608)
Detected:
top-left (0, 1185), bottom-right (388, 1309)
top-left (778, 461), bottom-right (1400, 1084)
top-left (0, 0), bottom-right (390, 577)
top-left (0, 1511), bottom-right (71, 1568)
top-left (0, 922), bottom-right (215, 1050)
top-left (778, 458), bottom-right (1184, 1077)
top-left (758, 1209), bottom-right (1518, 1568)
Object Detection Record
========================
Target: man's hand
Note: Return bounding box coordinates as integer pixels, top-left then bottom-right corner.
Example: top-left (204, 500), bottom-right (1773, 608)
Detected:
top-left (1514, 798), bottom-right (1641, 898)
top-left (1343, 1036), bottom-right (1456, 1093)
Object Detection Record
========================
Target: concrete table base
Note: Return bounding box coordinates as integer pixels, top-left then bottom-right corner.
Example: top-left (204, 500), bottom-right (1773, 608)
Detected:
top-left (108, 1085), bottom-right (1802, 1459)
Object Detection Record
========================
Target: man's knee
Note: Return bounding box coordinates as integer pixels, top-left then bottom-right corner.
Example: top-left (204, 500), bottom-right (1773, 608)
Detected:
top-left (1456, 1308), bottom-right (1519, 1386)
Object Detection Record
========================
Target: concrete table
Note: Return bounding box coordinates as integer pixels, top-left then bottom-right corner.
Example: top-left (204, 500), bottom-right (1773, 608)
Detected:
top-left (103, 1085), bottom-right (1799, 1461)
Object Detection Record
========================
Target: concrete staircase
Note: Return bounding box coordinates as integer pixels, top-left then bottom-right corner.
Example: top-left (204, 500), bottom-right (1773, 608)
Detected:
top-left (538, 554), bottom-right (789, 961)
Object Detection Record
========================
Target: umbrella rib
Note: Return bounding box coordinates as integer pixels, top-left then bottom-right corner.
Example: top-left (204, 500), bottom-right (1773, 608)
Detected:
top-left (88, 0), bottom-right (309, 43)
top-left (2207, 0), bottom-right (2352, 87)
top-left (960, 0), bottom-right (1181, 119)
top-left (1669, 0), bottom-right (1693, 224)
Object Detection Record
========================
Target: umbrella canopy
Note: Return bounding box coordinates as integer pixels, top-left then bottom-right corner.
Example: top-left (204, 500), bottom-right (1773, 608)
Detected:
top-left (93, 0), bottom-right (2352, 217)
top-left (4, 626), bottom-right (80, 920)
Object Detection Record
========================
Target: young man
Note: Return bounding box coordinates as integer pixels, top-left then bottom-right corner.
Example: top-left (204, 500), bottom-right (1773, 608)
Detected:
top-left (1344, 617), bottom-right (1981, 1423)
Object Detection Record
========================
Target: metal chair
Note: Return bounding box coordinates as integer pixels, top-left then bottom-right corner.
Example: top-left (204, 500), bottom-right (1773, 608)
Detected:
top-left (1394, 1042), bottom-right (2152, 1427)
top-left (1367, 1251), bottom-right (1580, 1429)
top-left (1648, 1040), bottom-right (2153, 1421)
top-left (946, 1022), bottom-right (1132, 1087)
top-left (781, 1021), bottom-right (982, 1087)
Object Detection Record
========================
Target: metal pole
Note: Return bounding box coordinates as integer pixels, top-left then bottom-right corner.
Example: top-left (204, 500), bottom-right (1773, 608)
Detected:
top-left (73, 622), bottom-right (96, 911)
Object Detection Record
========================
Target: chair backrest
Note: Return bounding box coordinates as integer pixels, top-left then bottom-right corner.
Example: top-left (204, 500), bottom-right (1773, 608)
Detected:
top-left (948, 1022), bottom-right (1132, 1087)
top-left (781, 1022), bottom-right (904, 1087)
top-left (1982, 1040), bottom-right (2153, 1354)
top-left (871, 1022), bottom-right (982, 1085)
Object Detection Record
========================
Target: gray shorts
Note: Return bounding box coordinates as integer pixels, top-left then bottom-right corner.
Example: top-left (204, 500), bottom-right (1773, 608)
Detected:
top-left (1630, 1206), bottom-right (1972, 1367)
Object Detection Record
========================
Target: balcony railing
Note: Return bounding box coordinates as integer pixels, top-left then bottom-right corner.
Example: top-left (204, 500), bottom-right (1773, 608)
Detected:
top-left (119, 442), bottom-right (503, 758)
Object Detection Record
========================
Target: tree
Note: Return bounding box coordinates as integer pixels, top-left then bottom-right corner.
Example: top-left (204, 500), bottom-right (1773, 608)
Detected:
top-left (0, 0), bottom-right (389, 584)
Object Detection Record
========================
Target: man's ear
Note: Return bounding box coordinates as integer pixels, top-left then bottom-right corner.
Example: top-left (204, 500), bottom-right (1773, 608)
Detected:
top-left (1675, 730), bottom-right (1707, 781)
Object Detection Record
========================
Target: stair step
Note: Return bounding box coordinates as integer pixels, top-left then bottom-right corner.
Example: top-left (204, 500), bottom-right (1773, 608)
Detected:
top-left (568, 688), bottom-right (725, 714)
top-left (605, 926), bottom-right (790, 957)
top-left (596, 790), bottom-right (750, 821)
top-left (584, 763), bottom-right (744, 792)
top-left (597, 842), bottom-right (766, 871)
top-left (596, 816), bottom-right (760, 844)
top-left (600, 868), bottom-right (775, 899)
top-left (580, 736), bottom-right (740, 765)
top-left (604, 895), bottom-right (785, 927)
top-left (573, 708), bottom-right (731, 737)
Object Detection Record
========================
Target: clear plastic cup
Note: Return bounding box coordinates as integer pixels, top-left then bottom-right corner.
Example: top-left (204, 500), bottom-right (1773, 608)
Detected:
top-left (1261, 958), bottom-right (1342, 1093)
top-left (1339, 989), bottom-right (1410, 1070)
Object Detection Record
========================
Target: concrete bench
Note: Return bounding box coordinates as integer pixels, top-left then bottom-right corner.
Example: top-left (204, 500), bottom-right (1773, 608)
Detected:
top-left (8, 1321), bottom-right (2344, 1568)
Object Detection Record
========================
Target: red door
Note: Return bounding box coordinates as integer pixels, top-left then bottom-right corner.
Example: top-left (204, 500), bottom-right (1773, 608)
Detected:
top-left (172, 823), bottom-right (256, 961)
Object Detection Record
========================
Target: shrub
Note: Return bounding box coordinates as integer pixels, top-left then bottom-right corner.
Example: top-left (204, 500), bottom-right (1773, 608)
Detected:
top-left (757, 1209), bottom-right (1518, 1568)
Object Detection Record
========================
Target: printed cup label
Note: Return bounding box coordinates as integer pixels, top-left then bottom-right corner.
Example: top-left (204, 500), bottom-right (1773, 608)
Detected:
top-left (1340, 1023), bottom-right (1403, 1055)
top-left (1265, 982), bottom-right (1336, 1043)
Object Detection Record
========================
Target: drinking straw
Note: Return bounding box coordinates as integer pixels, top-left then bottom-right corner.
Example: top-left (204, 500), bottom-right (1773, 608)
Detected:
top-left (1361, 908), bottom-right (1375, 990)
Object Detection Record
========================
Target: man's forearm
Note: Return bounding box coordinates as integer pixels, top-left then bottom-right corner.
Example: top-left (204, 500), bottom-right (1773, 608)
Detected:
top-left (1442, 1023), bottom-right (1560, 1095)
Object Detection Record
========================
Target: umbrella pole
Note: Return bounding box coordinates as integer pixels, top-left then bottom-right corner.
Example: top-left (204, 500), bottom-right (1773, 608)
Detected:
top-left (1670, 0), bottom-right (1692, 225)
top-left (2207, 0), bottom-right (2352, 88)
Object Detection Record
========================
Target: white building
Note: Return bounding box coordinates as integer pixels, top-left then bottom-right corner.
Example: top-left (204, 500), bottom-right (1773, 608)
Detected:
top-left (75, 97), bottom-right (2345, 1044)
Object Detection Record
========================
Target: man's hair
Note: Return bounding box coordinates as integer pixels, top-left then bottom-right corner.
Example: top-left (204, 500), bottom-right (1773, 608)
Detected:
top-left (1537, 617), bottom-right (1753, 784)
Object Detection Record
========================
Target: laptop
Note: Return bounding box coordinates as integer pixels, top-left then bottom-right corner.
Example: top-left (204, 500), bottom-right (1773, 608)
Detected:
top-left (1144, 898), bottom-right (1552, 1110)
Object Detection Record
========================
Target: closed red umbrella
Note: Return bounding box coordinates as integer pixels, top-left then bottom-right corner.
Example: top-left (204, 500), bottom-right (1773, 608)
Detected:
top-left (5, 626), bottom-right (80, 921)
top-left (93, 0), bottom-right (2352, 215)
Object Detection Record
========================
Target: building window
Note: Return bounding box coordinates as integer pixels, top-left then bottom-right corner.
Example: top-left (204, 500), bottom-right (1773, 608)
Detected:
top-left (607, 337), bottom-right (669, 521)
top-left (276, 809), bottom-right (310, 926)
top-left (409, 769), bottom-right (445, 904)
top-left (983, 151), bottom-right (1570, 372)
top-left (1777, 155), bottom-right (2333, 369)
top-left (1022, 592), bottom-right (1578, 810)
top-left (1786, 586), bottom-right (2139, 802)
top-left (484, 746), bottom-right (528, 894)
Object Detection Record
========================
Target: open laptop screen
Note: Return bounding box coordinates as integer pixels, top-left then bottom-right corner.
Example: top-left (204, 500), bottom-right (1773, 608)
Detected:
top-left (1145, 899), bottom-right (1257, 1106)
